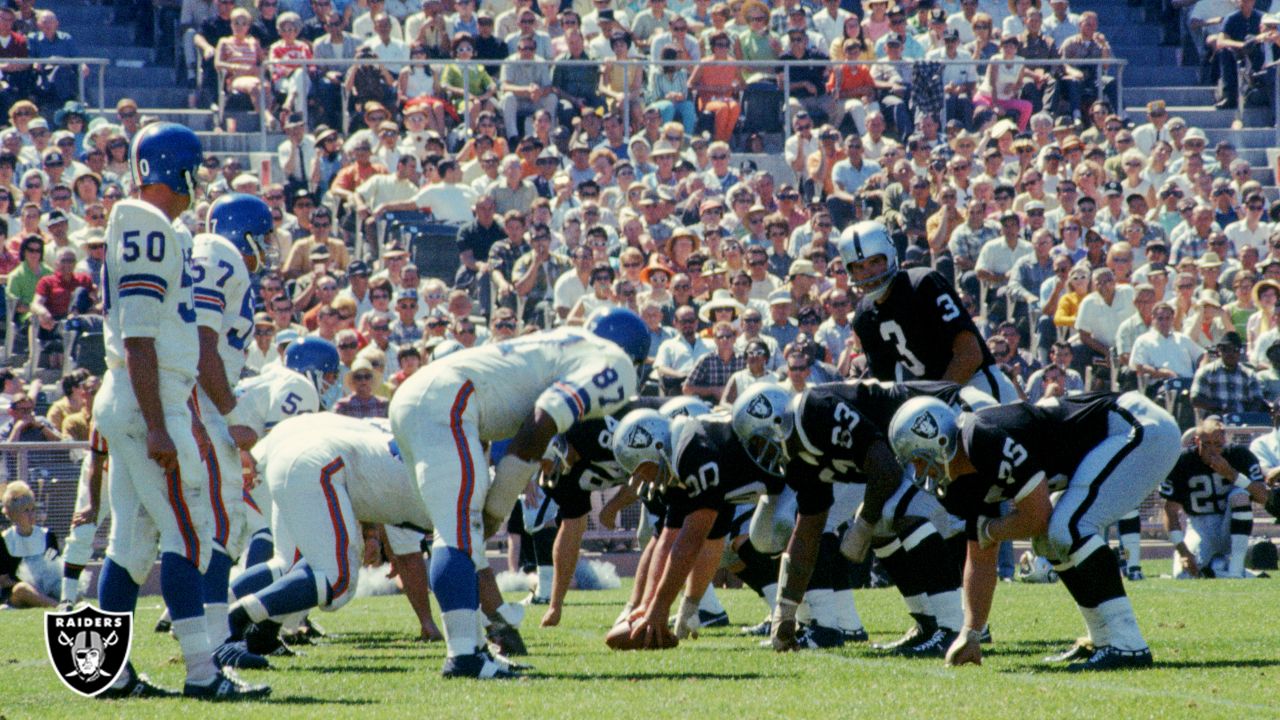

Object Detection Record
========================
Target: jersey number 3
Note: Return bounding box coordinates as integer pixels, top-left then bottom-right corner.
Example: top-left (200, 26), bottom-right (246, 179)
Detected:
top-left (879, 321), bottom-right (926, 378)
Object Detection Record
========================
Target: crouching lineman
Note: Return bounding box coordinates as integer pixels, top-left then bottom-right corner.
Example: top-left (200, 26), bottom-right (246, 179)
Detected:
top-left (609, 404), bottom-right (785, 650)
top-left (1161, 416), bottom-right (1269, 578)
top-left (224, 414), bottom-right (448, 658)
top-left (735, 381), bottom-right (994, 656)
top-left (389, 307), bottom-right (647, 678)
top-left (888, 391), bottom-right (1181, 670)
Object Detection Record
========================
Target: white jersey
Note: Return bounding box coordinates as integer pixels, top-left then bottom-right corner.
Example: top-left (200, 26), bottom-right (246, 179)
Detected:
top-left (228, 365), bottom-right (320, 439)
top-left (253, 412), bottom-right (429, 530)
top-left (101, 199), bottom-right (199, 383)
top-left (192, 232), bottom-right (256, 385)
top-left (402, 327), bottom-right (638, 441)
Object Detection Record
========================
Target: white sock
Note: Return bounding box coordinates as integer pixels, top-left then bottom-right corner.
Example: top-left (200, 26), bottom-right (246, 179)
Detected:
top-left (760, 582), bottom-right (778, 613)
top-left (1120, 534), bottom-right (1142, 570)
top-left (698, 585), bottom-right (725, 615)
top-left (172, 616), bottom-right (218, 683)
top-left (901, 592), bottom-right (928, 616)
top-left (1078, 605), bottom-right (1107, 647)
top-left (1096, 596), bottom-right (1145, 651)
top-left (441, 608), bottom-right (479, 657)
top-left (929, 590), bottom-right (964, 632)
top-left (535, 565), bottom-right (553, 599)
top-left (802, 589), bottom-right (835, 627)
top-left (279, 610), bottom-right (308, 634)
top-left (205, 602), bottom-right (229, 646)
top-left (60, 577), bottom-right (79, 605)
top-left (831, 590), bottom-right (863, 632)
top-left (1229, 510), bottom-right (1253, 578)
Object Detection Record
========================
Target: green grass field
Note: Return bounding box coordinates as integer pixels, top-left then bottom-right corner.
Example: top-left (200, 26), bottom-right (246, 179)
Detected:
top-left (2, 568), bottom-right (1278, 720)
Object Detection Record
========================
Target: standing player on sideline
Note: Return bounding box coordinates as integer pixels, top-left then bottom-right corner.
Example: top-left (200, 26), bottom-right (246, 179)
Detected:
top-left (93, 122), bottom-right (268, 699)
top-left (59, 423), bottom-right (109, 608)
top-left (191, 192), bottom-right (275, 669)
top-left (842, 221), bottom-right (1019, 403)
top-left (389, 307), bottom-right (647, 679)
top-left (888, 391), bottom-right (1180, 671)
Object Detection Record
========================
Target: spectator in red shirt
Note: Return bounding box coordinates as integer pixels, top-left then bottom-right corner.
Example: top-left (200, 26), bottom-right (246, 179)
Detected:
top-left (32, 246), bottom-right (92, 325)
top-left (0, 6), bottom-right (33, 107)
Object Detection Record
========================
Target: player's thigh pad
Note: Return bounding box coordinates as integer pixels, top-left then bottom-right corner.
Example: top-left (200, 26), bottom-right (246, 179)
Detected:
top-left (967, 365), bottom-right (1020, 405)
top-left (393, 374), bottom-right (489, 568)
top-left (275, 449), bottom-right (363, 610)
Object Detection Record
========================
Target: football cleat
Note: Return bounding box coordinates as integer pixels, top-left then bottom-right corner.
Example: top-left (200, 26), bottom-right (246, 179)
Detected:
top-left (1044, 638), bottom-right (1095, 663)
top-left (279, 628), bottom-right (314, 646)
top-left (98, 664), bottom-right (179, 699)
top-left (897, 628), bottom-right (958, 658)
top-left (523, 594), bottom-right (551, 606)
top-left (441, 652), bottom-right (521, 679)
top-left (486, 621), bottom-right (528, 657)
top-left (874, 615), bottom-right (937, 651)
top-left (481, 647), bottom-right (531, 673)
top-left (154, 617), bottom-right (172, 634)
top-left (698, 610), bottom-right (730, 628)
top-left (1124, 566), bottom-right (1145, 581)
top-left (1065, 646), bottom-right (1154, 672)
top-left (741, 618), bottom-right (772, 637)
top-left (213, 640), bottom-right (271, 670)
top-left (842, 627), bottom-right (869, 642)
top-left (978, 625), bottom-right (993, 644)
top-left (299, 616), bottom-right (327, 638)
top-left (795, 623), bottom-right (846, 649)
top-left (183, 669), bottom-right (272, 701)
top-left (244, 620), bottom-right (290, 657)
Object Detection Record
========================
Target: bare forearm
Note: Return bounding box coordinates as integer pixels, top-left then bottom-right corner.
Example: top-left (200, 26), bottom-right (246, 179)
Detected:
top-left (549, 515), bottom-right (587, 611)
top-left (197, 327), bottom-right (237, 416)
top-left (962, 540), bottom-right (998, 630)
top-left (942, 331), bottom-right (984, 384)
top-left (780, 511), bottom-right (826, 604)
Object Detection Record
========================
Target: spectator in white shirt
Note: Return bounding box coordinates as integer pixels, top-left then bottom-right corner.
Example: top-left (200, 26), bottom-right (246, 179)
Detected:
top-left (1130, 300), bottom-right (1204, 381)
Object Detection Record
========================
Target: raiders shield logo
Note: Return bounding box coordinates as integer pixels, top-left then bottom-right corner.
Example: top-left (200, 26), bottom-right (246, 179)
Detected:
top-left (625, 425), bottom-right (654, 449)
top-left (45, 605), bottom-right (133, 697)
top-left (745, 394), bottom-right (773, 420)
top-left (910, 412), bottom-right (939, 440)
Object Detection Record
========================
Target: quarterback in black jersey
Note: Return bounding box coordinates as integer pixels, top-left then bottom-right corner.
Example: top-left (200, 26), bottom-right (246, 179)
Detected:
top-left (840, 221), bottom-right (1019, 403)
top-left (1159, 418), bottom-right (1269, 578)
top-left (888, 391), bottom-right (1181, 671)
top-left (612, 408), bottom-right (784, 650)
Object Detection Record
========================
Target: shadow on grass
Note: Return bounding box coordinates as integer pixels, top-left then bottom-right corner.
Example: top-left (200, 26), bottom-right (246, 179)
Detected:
top-left (281, 664), bottom-right (416, 674)
top-left (261, 696), bottom-right (375, 705)
top-left (1002, 657), bottom-right (1280, 674)
top-left (528, 670), bottom-right (772, 681)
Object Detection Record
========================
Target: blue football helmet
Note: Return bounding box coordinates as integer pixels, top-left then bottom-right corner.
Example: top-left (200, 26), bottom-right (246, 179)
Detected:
top-left (130, 122), bottom-right (203, 204)
top-left (284, 336), bottom-right (341, 409)
top-left (585, 306), bottom-right (649, 366)
top-left (208, 193), bottom-right (274, 275)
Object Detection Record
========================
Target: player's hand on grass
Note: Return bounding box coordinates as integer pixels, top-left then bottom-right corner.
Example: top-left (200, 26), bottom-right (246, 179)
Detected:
top-left (541, 605), bottom-right (562, 627)
top-left (146, 427), bottom-right (179, 473)
top-left (630, 612), bottom-right (678, 650)
top-left (945, 628), bottom-right (983, 667)
top-left (770, 598), bottom-right (800, 652)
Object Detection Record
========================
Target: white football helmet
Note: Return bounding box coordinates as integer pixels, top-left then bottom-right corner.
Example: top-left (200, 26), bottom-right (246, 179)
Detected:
top-left (837, 220), bottom-right (898, 301)
top-left (611, 409), bottom-right (673, 480)
top-left (730, 384), bottom-right (795, 477)
top-left (659, 396), bottom-right (713, 419)
top-left (888, 396), bottom-right (960, 495)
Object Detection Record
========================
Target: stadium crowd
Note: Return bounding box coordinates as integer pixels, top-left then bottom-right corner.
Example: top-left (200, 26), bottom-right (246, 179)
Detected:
top-left (0, 0), bottom-right (1274, 538)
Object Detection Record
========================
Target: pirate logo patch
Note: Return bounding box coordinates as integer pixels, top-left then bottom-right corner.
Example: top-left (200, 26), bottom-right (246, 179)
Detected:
top-left (45, 605), bottom-right (133, 697)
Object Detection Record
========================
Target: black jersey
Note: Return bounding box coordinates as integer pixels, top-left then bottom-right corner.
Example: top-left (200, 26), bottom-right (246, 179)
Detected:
top-left (956, 392), bottom-right (1119, 509)
top-left (853, 268), bottom-right (995, 382)
top-left (786, 380), bottom-right (971, 514)
top-left (547, 396), bottom-right (666, 520)
top-left (1159, 445), bottom-right (1262, 516)
top-left (664, 413), bottom-right (785, 530)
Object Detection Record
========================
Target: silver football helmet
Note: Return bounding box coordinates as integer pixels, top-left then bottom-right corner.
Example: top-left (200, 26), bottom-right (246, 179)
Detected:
top-left (837, 220), bottom-right (898, 302)
top-left (659, 396), bottom-right (713, 419)
top-left (731, 384), bottom-right (795, 478)
top-left (611, 409), bottom-right (673, 480)
top-left (888, 396), bottom-right (960, 495)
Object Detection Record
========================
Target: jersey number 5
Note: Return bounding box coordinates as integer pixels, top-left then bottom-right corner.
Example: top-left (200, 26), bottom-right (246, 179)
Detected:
top-left (879, 320), bottom-right (926, 378)
top-left (997, 437), bottom-right (1028, 482)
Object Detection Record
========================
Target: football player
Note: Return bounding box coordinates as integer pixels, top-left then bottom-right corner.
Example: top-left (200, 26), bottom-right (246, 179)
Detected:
top-left (537, 396), bottom-right (668, 628)
top-left (737, 381), bottom-right (993, 655)
top-left (59, 423), bottom-right (108, 608)
top-left (93, 122), bottom-right (267, 699)
top-left (224, 414), bottom-right (455, 661)
top-left (842, 221), bottom-right (1019, 403)
top-left (888, 391), bottom-right (1180, 671)
top-left (1160, 417), bottom-right (1269, 579)
top-left (611, 405), bottom-right (786, 650)
top-left (190, 192), bottom-right (274, 669)
top-left (389, 307), bottom-right (646, 678)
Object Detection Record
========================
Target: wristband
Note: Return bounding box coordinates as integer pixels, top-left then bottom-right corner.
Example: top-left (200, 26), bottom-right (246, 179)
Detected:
top-left (1168, 529), bottom-right (1184, 548)
top-left (772, 597), bottom-right (798, 624)
top-left (959, 626), bottom-right (983, 644)
top-left (1235, 473), bottom-right (1254, 490)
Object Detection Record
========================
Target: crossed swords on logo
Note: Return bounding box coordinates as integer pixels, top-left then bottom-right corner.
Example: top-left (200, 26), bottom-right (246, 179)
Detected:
top-left (57, 629), bottom-right (120, 680)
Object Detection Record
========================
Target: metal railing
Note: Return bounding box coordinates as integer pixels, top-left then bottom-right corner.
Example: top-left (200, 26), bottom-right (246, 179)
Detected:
top-left (0, 57), bottom-right (111, 113)
top-left (262, 56), bottom-right (1126, 151)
